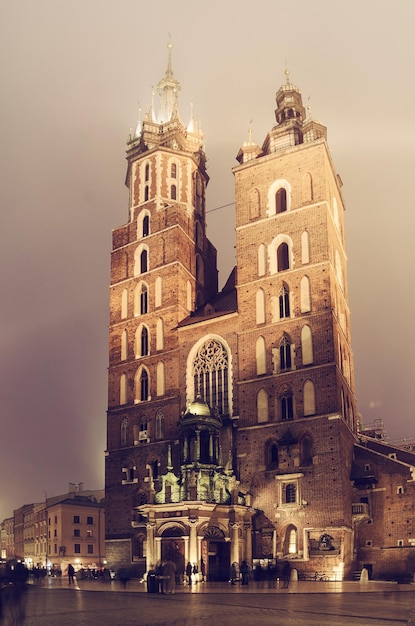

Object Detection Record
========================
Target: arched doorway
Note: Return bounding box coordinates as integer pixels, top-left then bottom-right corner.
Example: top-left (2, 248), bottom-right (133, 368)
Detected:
top-left (161, 526), bottom-right (185, 580)
top-left (202, 526), bottom-right (230, 582)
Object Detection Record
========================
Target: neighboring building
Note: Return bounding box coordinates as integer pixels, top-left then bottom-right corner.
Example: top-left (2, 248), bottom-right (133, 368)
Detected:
top-left (1, 484), bottom-right (105, 572)
top-left (105, 45), bottom-right (415, 582)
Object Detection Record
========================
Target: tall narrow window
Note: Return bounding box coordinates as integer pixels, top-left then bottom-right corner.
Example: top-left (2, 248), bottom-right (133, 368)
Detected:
top-left (171, 163), bottom-right (177, 178)
top-left (145, 163), bottom-right (150, 181)
top-left (256, 288), bottom-right (265, 324)
top-left (257, 388), bottom-right (269, 423)
top-left (171, 184), bottom-right (177, 200)
top-left (144, 185), bottom-right (149, 201)
top-left (301, 325), bottom-right (313, 365)
top-left (279, 335), bottom-right (292, 370)
top-left (142, 215), bottom-right (150, 237)
top-left (156, 361), bottom-right (165, 396)
top-left (277, 243), bottom-right (289, 271)
top-left (140, 369), bottom-right (149, 401)
top-left (303, 379), bottom-right (316, 416)
top-left (301, 230), bottom-right (310, 264)
top-left (300, 435), bottom-right (313, 465)
top-left (281, 389), bottom-right (293, 421)
top-left (155, 409), bottom-right (164, 440)
top-left (279, 285), bottom-right (290, 318)
top-left (141, 327), bottom-right (149, 356)
top-left (156, 318), bottom-right (164, 350)
top-left (256, 336), bottom-right (266, 375)
top-left (300, 276), bottom-right (311, 312)
top-left (140, 250), bottom-right (148, 274)
top-left (276, 188), bottom-right (287, 214)
top-left (258, 244), bottom-right (266, 276)
top-left (120, 374), bottom-right (127, 405)
top-left (140, 284), bottom-right (148, 314)
top-left (121, 418), bottom-right (128, 447)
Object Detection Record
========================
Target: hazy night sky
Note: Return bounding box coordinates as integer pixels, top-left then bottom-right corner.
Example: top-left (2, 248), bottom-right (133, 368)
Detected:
top-left (1, 0), bottom-right (414, 521)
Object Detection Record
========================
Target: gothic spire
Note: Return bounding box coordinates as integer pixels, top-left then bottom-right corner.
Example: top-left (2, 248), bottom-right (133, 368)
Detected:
top-left (156, 41), bottom-right (181, 124)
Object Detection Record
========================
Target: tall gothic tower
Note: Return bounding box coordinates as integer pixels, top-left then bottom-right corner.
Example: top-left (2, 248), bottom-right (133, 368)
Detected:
top-left (105, 55), bottom-right (361, 581)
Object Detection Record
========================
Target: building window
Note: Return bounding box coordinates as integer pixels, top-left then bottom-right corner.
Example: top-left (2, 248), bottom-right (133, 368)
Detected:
top-left (140, 369), bottom-right (149, 401)
top-left (73, 515), bottom-right (80, 524)
top-left (256, 336), bottom-right (266, 375)
top-left (155, 409), bottom-right (164, 440)
top-left (140, 249), bottom-right (148, 273)
top-left (277, 243), bottom-right (289, 271)
top-left (279, 335), bottom-right (292, 370)
top-left (279, 285), bottom-right (290, 318)
top-left (87, 544), bottom-right (94, 554)
top-left (74, 544), bottom-right (81, 554)
top-left (303, 379), bottom-right (316, 416)
top-left (74, 529), bottom-right (80, 537)
top-left (257, 388), bottom-right (269, 423)
top-left (140, 284), bottom-right (148, 314)
top-left (144, 185), bottom-right (149, 201)
top-left (285, 483), bottom-right (296, 503)
top-left (276, 187), bottom-right (287, 214)
top-left (171, 163), bottom-right (177, 178)
top-left (87, 516), bottom-right (93, 525)
top-left (87, 530), bottom-right (93, 538)
top-left (192, 338), bottom-right (229, 416)
top-left (142, 215), bottom-right (150, 237)
top-left (171, 184), bottom-right (177, 200)
top-left (281, 389), bottom-right (294, 421)
top-left (300, 435), bottom-right (313, 466)
top-left (145, 163), bottom-right (150, 182)
top-left (121, 417), bottom-right (128, 447)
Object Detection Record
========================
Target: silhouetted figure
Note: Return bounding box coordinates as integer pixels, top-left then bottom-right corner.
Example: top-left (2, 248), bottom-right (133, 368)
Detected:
top-left (282, 560), bottom-right (291, 588)
top-left (240, 560), bottom-right (250, 585)
top-left (230, 562), bottom-right (238, 585)
top-left (67, 563), bottom-right (75, 584)
top-left (161, 560), bottom-right (177, 594)
top-left (186, 562), bottom-right (193, 585)
top-left (200, 558), bottom-right (206, 582)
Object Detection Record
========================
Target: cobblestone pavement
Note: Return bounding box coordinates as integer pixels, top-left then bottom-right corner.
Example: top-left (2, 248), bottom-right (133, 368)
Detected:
top-left (2, 579), bottom-right (415, 626)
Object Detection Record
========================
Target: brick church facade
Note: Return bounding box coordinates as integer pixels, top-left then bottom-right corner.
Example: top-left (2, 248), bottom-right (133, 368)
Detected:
top-left (105, 46), bottom-right (415, 582)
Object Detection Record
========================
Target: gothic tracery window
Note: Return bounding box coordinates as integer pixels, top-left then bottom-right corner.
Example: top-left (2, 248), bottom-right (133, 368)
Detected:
top-left (192, 339), bottom-right (229, 415)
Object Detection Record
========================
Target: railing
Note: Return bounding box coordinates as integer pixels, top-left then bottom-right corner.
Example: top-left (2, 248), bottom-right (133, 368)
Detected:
top-left (352, 502), bottom-right (370, 516)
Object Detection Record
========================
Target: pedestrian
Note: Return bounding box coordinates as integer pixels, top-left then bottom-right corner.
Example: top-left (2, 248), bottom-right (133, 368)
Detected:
top-left (240, 560), bottom-right (250, 585)
top-left (161, 560), bottom-right (177, 594)
top-left (229, 562), bottom-right (238, 585)
top-left (186, 561), bottom-right (192, 585)
top-left (282, 560), bottom-right (291, 588)
top-left (200, 558), bottom-right (206, 583)
top-left (67, 563), bottom-right (75, 584)
top-left (192, 563), bottom-right (198, 583)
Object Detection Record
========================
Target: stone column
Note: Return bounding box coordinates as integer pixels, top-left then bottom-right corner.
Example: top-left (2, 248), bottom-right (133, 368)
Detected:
top-left (229, 522), bottom-right (240, 566)
top-left (189, 518), bottom-right (198, 564)
top-left (244, 522), bottom-right (253, 565)
top-left (145, 521), bottom-right (156, 569)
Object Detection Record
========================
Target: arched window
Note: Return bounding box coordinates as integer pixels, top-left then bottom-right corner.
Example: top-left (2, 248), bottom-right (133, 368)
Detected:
top-left (142, 214), bottom-right (150, 237)
top-left (301, 230), bottom-right (310, 264)
top-left (141, 327), bottom-right (149, 356)
top-left (155, 409), bottom-right (164, 440)
top-left (300, 435), bottom-right (313, 466)
top-left (256, 288), bottom-right (265, 324)
top-left (144, 185), bottom-right (149, 201)
top-left (257, 388), bottom-right (269, 423)
top-left (171, 162), bottom-right (177, 178)
top-left (280, 335), bottom-right (292, 370)
top-left (300, 276), bottom-right (311, 312)
top-left (301, 325), bottom-right (313, 365)
top-left (156, 318), bottom-right (164, 351)
top-left (140, 249), bottom-right (148, 274)
top-left (256, 336), bottom-right (266, 375)
top-left (120, 374), bottom-right (127, 405)
top-left (155, 276), bottom-right (162, 307)
top-left (192, 339), bottom-right (229, 416)
top-left (156, 361), bottom-right (165, 396)
top-left (140, 369), bottom-right (149, 401)
top-left (281, 389), bottom-right (294, 421)
top-left (276, 188), bottom-right (287, 214)
top-left (140, 284), bottom-right (148, 315)
top-left (303, 379), bottom-right (316, 416)
top-left (171, 184), bottom-right (177, 200)
top-left (279, 284), bottom-right (290, 318)
top-left (121, 417), bottom-right (128, 447)
top-left (145, 163), bottom-right (150, 182)
top-left (277, 243), bottom-right (289, 271)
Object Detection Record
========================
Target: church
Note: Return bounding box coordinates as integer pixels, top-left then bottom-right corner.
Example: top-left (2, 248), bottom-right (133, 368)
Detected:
top-left (104, 45), bottom-right (415, 583)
